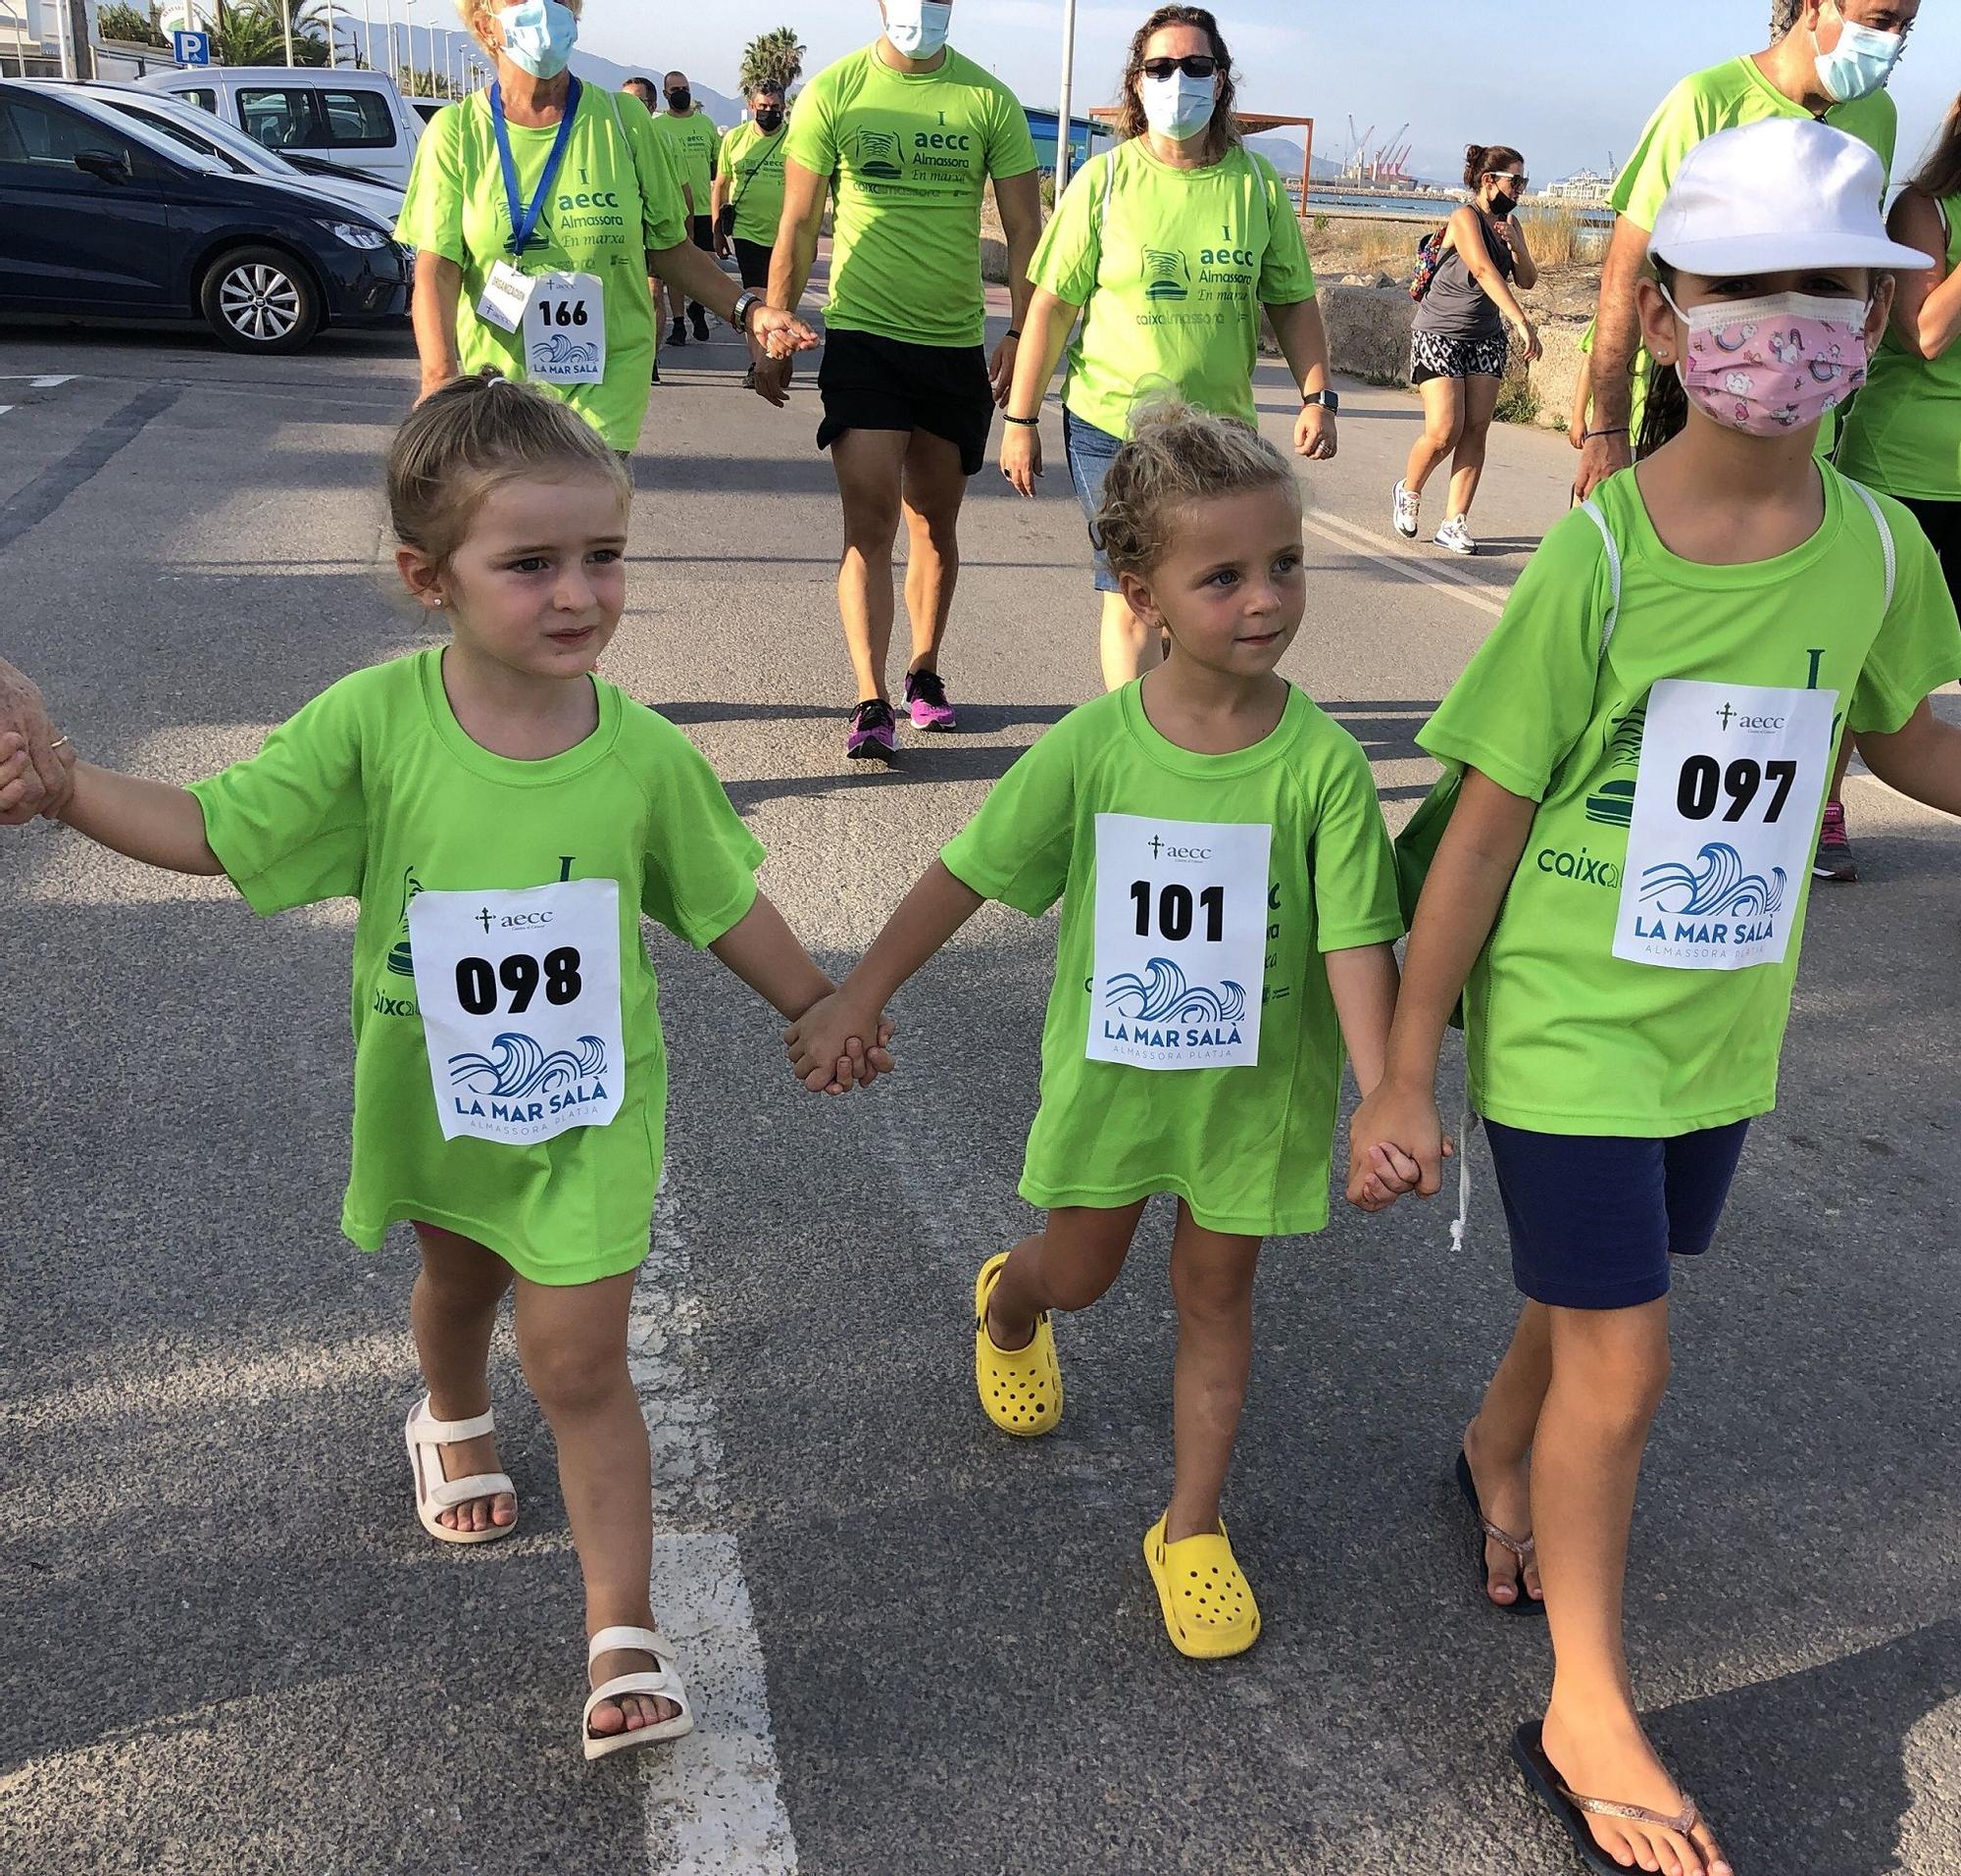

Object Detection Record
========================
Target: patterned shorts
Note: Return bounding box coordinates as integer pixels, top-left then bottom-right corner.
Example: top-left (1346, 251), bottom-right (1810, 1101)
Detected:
top-left (1410, 329), bottom-right (1510, 384)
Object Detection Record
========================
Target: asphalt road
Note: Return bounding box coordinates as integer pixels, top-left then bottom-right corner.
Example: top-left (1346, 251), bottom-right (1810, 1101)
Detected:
top-left (2, 301), bottom-right (1957, 1876)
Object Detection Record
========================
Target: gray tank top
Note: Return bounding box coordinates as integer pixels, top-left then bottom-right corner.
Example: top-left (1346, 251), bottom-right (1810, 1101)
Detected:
top-left (1413, 209), bottom-right (1514, 343)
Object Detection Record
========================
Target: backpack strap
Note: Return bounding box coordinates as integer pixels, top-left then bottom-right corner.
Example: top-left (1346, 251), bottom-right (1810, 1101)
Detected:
top-left (1841, 476), bottom-right (1898, 612)
top-left (1577, 498), bottom-right (1624, 658)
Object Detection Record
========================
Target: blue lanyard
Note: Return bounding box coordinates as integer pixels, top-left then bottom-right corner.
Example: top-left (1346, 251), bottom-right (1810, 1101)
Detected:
top-left (490, 75), bottom-right (582, 260)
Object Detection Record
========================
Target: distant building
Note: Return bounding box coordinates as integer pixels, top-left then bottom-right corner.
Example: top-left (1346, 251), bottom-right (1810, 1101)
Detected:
top-left (1542, 169), bottom-right (1613, 206)
top-left (1023, 105), bottom-right (1113, 175)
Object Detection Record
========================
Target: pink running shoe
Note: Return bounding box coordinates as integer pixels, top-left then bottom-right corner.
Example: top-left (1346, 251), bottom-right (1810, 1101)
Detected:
top-left (846, 697), bottom-right (897, 763)
top-left (904, 667), bottom-right (957, 732)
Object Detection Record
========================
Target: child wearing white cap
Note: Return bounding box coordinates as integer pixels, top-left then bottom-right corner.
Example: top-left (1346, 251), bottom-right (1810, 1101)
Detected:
top-left (1352, 117), bottom-right (1961, 1876)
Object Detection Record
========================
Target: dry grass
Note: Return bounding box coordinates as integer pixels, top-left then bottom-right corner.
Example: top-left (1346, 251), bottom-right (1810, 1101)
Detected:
top-left (1520, 205), bottom-right (1583, 266)
top-left (1354, 222), bottom-right (1427, 276)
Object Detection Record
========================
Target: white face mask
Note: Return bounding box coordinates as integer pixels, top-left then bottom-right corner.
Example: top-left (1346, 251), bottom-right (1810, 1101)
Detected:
top-left (1140, 70), bottom-right (1216, 141)
top-left (884, 0), bottom-right (952, 60)
top-left (1813, 6), bottom-right (1906, 104)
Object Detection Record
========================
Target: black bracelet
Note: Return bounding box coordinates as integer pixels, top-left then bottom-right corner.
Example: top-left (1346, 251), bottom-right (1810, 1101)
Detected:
top-left (1004, 327), bottom-right (1023, 339)
top-left (1003, 413), bottom-right (1040, 427)
top-left (1584, 427), bottom-right (1629, 440)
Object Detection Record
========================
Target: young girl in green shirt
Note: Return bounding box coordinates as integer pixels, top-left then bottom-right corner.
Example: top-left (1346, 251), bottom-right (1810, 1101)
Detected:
top-left (788, 403), bottom-right (1409, 1658)
top-left (0, 375), bottom-right (889, 1763)
top-left (1352, 122), bottom-right (1961, 1876)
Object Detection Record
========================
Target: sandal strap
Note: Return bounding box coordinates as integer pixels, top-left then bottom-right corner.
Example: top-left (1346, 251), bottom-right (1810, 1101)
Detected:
top-left (1557, 1783), bottom-right (1699, 1837)
top-left (426, 1470), bottom-right (514, 1510)
top-left (410, 1395), bottom-right (496, 1445)
top-left (1480, 1516), bottom-right (1536, 1566)
top-left (588, 1624), bottom-right (679, 1669)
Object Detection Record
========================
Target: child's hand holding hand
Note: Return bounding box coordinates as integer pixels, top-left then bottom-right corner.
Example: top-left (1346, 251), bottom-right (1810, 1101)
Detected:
top-left (1346, 1080), bottom-right (1453, 1211)
top-left (785, 990), bottom-right (896, 1096)
top-left (0, 729), bottom-right (75, 825)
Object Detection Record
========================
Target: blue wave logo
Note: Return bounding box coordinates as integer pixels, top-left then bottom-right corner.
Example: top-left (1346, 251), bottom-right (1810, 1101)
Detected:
top-left (1638, 843), bottom-right (1787, 918)
top-left (448, 1033), bottom-right (608, 1097)
top-left (529, 332), bottom-right (599, 373)
top-left (1106, 958), bottom-right (1247, 1024)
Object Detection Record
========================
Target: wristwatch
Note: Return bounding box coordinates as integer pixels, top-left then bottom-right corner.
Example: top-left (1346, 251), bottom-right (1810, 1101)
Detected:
top-left (732, 289), bottom-right (764, 330)
top-left (1301, 388), bottom-right (1340, 413)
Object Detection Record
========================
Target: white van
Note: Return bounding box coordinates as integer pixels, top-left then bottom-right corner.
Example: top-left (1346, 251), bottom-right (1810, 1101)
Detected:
top-left (138, 66), bottom-right (423, 189)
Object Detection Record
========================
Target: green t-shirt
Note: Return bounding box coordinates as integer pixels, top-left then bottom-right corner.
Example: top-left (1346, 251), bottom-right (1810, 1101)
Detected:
top-left (721, 119), bottom-right (790, 246)
top-left (1419, 468), bottom-right (1960, 1137)
top-left (395, 86), bottom-right (687, 452)
top-left (1838, 193), bottom-right (1961, 502)
top-left (1030, 140), bottom-right (1315, 440)
top-left (783, 42), bottom-right (1038, 346)
top-left (653, 105), bottom-right (722, 212)
top-left (940, 684), bottom-right (1402, 1237)
top-left (186, 649), bottom-right (765, 1284)
top-left (1596, 56), bottom-right (1897, 454)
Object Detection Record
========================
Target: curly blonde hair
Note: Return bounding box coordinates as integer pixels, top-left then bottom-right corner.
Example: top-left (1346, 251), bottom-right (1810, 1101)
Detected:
top-left (455, 0), bottom-right (583, 55)
top-left (1093, 402), bottom-right (1295, 582)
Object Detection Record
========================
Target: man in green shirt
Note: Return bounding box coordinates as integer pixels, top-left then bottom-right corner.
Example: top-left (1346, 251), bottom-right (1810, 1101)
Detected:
top-left (762, 0), bottom-right (1043, 765)
top-left (650, 70), bottom-right (724, 346)
top-left (1574, 0), bottom-right (1919, 882)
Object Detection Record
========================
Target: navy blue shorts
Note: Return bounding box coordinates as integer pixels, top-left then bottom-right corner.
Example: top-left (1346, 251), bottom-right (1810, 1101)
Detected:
top-left (1063, 407), bottom-right (1124, 593)
top-left (1483, 1119), bottom-right (1750, 1311)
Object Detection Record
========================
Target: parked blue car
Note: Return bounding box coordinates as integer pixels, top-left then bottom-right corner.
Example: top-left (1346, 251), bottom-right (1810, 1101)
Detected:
top-left (0, 77), bottom-right (408, 353)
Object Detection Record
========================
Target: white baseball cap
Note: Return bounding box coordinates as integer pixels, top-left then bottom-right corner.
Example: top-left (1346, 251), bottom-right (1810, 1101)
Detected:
top-left (1648, 118), bottom-right (1933, 275)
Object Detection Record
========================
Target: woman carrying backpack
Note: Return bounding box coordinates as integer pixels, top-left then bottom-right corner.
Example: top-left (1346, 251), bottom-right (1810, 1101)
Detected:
top-left (1393, 144), bottom-right (1543, 555)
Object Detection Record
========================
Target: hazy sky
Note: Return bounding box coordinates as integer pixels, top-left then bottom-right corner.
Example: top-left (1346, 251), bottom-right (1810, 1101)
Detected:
top-left (577, 1), bottom-right (1961, 185)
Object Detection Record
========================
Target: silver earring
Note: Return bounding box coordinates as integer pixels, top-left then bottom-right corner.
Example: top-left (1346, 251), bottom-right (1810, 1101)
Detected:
top-left (432, 597), bottom-right (445, 608)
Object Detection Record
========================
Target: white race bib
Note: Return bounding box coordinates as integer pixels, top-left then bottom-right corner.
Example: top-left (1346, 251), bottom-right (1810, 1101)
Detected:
top-left (409, 880), bottom-right (625, 1144)
top-left (522, 271), bottom-right (605, 382)
top-left (1613, 680), bottom-right (1837, 972)
top-left (477, 258), bottom-right (535, 333)
top-left (1087, 814), bottom-right (1271, 1071)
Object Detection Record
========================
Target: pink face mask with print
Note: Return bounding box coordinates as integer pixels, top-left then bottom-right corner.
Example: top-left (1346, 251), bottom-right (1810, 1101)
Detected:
top-left (1661, 284), bottom-right (1872, 437)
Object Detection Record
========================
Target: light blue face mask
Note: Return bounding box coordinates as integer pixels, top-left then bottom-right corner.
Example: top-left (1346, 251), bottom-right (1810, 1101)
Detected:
top-left (1140, 70), bottom-right (1217, 141)
top-left (1814, 10), bottom-right (1905, 104)
top-left (497, 0), bottom-right (578, 79)
top-left (884, 1), bottom-right (953, 61)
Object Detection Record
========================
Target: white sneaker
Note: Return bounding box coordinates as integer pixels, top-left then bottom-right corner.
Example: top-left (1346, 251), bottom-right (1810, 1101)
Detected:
top-left (1391, 481), bottom-right (1421, 539)
top-left (1434, 515), bottom-right (1478, 555)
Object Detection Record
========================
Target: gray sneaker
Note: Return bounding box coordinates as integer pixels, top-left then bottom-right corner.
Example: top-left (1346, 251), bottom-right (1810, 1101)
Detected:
top-left (1392, 480), bottom-right (1421, 539)
top-left (1434, 515), bottom-right (1479, 555)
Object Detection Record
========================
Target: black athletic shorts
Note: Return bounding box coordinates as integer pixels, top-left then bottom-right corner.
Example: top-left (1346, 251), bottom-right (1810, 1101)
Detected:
top-left (688, 214), bottom-right (714, 252)
top-left (732, 236), bottom-right (772, 290)
top-left (1899, 495), bottom-right (1961, 610)
top-left (816, 327), bottom-right (994, 477)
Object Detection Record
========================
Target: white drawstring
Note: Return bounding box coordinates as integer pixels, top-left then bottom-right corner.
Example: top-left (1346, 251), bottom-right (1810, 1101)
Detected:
top-left (1449, 1100), bottom-right (1476, 1254)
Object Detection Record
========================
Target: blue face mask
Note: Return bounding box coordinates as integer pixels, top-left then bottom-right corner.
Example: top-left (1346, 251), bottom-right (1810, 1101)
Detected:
top-left (1814, 10), bottom-right (1905, 104)
top-left (497, 0), bottom-right (578, 79)
top-left (884, 1), bottom-right (952, 61)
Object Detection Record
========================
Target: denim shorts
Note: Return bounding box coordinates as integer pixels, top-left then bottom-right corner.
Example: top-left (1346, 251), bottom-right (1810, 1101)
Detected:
top-left (1483, 1119), bottom-right (1750, 1311)
top-left (1063, 407), bottom-right (1124, 593)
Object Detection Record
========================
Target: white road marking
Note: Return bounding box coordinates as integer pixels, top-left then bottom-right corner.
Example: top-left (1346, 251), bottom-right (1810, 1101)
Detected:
top-left (0, 406), bottom-right (13, 419)
top-left (1305, 505), bottom-right (1508, 619)
top-left (0, 374), bottom-right (75, 387)
top-left (629, 1179), bottom-right (799, 1874)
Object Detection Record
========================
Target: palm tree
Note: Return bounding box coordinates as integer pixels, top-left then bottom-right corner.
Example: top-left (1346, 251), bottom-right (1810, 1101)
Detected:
top-left (739, 25), bottom-right (805, 98)
top-left (207, 0), bottom-right (332, 67)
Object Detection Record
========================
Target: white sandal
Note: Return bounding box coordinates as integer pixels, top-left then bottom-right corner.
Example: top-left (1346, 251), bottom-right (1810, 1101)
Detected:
top-left (582, 1624), bottom-right (695, 1760)
top-left (403, 1392), bottom-right (518, 1546)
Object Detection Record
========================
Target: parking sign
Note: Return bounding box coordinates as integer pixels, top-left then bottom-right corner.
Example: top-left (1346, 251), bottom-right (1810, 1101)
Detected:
top-left (172, 29), bottom-right (212, 66)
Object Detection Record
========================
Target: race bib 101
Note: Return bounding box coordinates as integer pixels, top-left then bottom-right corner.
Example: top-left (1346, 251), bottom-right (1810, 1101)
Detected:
top-left (523, 271), bottom-right (605, 383)
top-left (409, 879), bottom-right (625, 1144)
top-left (1612, 680), bottom-right (1837, 972)
top-left (1087, 814), bottom-right (1271, 1071)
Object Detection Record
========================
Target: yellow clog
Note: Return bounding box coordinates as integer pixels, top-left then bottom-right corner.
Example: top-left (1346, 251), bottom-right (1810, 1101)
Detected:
top-left (973, 1252), bottom-right (1062, 1437)
top-left (1143, 1513), bottom-right (1262, 1658)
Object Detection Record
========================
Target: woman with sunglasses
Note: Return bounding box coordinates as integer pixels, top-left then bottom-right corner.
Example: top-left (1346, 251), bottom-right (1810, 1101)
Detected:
top-left (1392, 145), bottom-right (1542, 555)
top-left (1001, 6), bottom-right (1334, 689)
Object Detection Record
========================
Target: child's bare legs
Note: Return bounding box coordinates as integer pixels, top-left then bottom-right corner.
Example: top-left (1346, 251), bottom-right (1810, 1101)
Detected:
top-left (513, 1269), bottom-right (678, 1737)
top-left (410, 1223), bottom-right (518, 1535)
top-left (1164, 1204), bottom-right (1260, 1542)
top-left (984, 1199), bottom-right (1148, 1349)
top-left (1463, 1298), bottom-right (1549, 1606)
top-left (1535, 1298), bottom-right (1730, 1876)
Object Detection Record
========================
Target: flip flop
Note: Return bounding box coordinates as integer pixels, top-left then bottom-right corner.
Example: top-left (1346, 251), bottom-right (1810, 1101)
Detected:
top-left (1510, 1720), bottom-right (1701, 1876)
top-left (973, 1253), bottom-right (1062, 1437)
top-left (1455, 1447), bottom-right (1541, 1615)
top-left (583, 1624), bottom-right (694, 1761)
top-left (1142, 1513), bottom-right (1262, 1658)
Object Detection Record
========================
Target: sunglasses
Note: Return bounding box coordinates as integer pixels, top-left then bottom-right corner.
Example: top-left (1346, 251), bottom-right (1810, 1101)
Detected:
top-left (1484, 171), bottom-right (1529, 188)
top-left (1140, 55), bottom-right (1218, 81)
